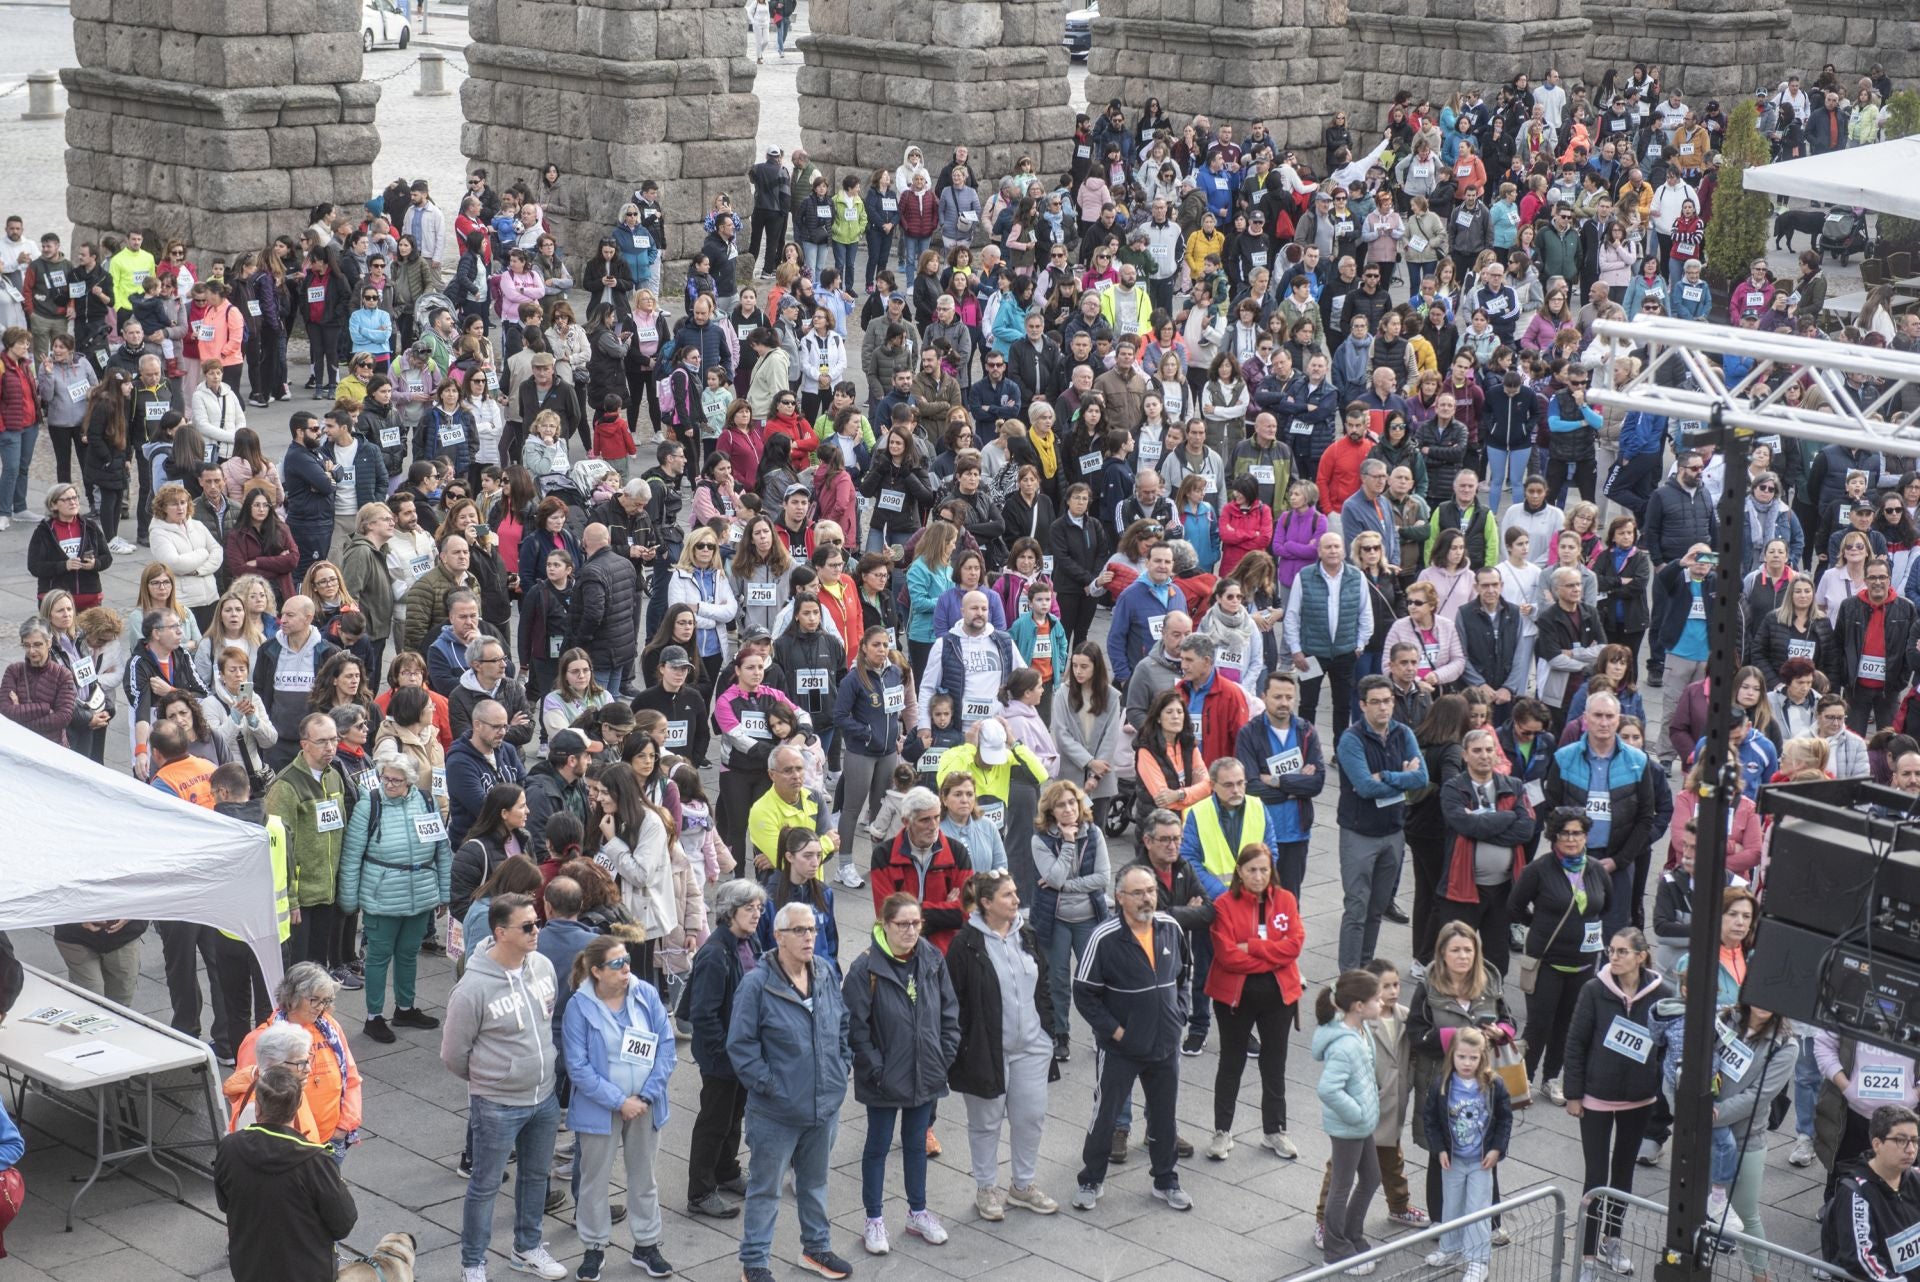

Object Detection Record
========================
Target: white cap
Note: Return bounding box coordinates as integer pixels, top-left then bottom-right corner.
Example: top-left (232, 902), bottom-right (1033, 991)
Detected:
top-left (977, 718), bottom-right (1010, 765)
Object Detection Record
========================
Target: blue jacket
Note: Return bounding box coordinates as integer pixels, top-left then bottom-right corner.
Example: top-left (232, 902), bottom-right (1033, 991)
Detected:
top-left (756, 878), bottom-right (840, 971)
top-left (1236, 713), bottom-right (1326, 843)
top-left (427, 624), bottom-right (472, 696)
top-left (1335, 718), bottom-right (1427, 836)
top-left (833, 662), bottom-right (907, 758)
top-left (1180, 501), bottom-right (1220, 571)
top-left (337, 785), bottom-right (451, 917)
top-left (1670, 277), bottom-right (1712, 320)
top-left (562, 973), bottom-right (676, 1134)
top-left (348, 306), bottom-right (393, 356)
top-left (1108, 575), bottom-right (1177, 685)
top-left (612, 223), bottom-right (659, 283)
top-left (1616, 410), bottom-right (1669, 462)
top-left (687, 926), bottom-right (760, 1079)
top-left (1313, 1019), bottom-right (1381, 1140)
top-left (445, 733), bottom-right (525, 847)
top-left (727, 953), bottom-right (852, 1127)
top-left (0, 1094), bottom-right (21, 1170)
top-left (536, 917), bottom-right (599, 1040)
top-left (282, 441), bottom-right (335, 526)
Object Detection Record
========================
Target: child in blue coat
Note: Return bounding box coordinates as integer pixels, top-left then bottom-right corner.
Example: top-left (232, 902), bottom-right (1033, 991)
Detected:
top-left (1314, 969), bottom-right (1385, 1268)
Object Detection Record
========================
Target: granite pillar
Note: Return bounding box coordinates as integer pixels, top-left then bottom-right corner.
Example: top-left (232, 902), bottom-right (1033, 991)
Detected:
top-left (797, 0), bottom-right (1072, 181)
top-left (62, 0), bottom-right (377, 261)
top-left (1084, 0), bottom-right (1347, 161)
top-left (461, 0), bottom-right (758, 274)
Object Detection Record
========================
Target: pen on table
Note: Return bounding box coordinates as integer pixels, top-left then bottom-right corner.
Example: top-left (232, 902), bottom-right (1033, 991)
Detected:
top-left (74, 1048), bottom-right (105, 1058)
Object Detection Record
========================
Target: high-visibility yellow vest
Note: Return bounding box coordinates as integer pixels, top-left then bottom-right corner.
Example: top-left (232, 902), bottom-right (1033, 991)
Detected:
top-left (1190, 798), bottom-right (1268, 880)
top-left (220, 815), bottom-right (292, 944)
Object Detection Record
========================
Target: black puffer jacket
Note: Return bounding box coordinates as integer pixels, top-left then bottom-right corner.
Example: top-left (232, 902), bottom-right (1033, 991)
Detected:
top-left (843, 933), bottom-right (961, 1108)
top-left (1562, 966), bottom-right (1673, 1104)
top-left (1508, 852), bottom-right (1611, 968)
top-left (573, 545), bottom-right (639, 670)
top-left (946, 916), bottom-right (1058, 1098)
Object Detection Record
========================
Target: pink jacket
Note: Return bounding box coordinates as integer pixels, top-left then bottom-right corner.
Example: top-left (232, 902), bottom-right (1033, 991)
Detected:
top-left (1218, 500), bottom-right (1273, 577)
top-left (810, 463), bottom-right (858, 541)
top-left (497, 269), bottom-right (544, 314)
top-left (1270, 506), bottom-right (1327, 586)
top-left (192, 300), bottom-right (246, 368)
top-left (1666, 787), bottom-right (1763, 877)
top-left (1383, 614), bottom-right (1466, 687)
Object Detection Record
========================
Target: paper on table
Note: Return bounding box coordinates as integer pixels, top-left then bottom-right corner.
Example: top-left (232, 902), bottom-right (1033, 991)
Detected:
top-left (48, 1042), bottom-right (156, 1076)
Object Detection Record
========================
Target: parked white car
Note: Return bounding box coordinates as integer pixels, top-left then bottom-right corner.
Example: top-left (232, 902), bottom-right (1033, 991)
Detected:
top-left (362, 0), bottom-right (412, 50)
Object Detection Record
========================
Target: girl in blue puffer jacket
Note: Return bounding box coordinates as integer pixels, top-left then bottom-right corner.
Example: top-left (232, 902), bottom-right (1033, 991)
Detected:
top-left (1315, 969), bottom-right (1385, 1269)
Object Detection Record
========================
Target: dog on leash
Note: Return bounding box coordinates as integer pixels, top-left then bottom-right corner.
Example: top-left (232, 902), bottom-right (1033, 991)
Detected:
top-left (336, 1231), bottom-right (417, 1282)
top-left (1773, 206), bottom-right (1827, 251)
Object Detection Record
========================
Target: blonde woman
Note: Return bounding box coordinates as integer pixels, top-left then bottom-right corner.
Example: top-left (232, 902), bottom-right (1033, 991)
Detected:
top-left (130, 559), bottom-right (204, 655)
top-left (194, 590), bottom-right (266, 688)
top-left (666, 527), bottom-right (739, 670)
top-left (149, 483), bottom-right (225, 629)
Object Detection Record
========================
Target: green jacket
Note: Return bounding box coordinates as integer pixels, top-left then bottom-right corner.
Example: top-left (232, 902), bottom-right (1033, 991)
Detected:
top-left (265, 760), bottom-right (349, 909)
top-left (830, 191), bottom-right (869, 246)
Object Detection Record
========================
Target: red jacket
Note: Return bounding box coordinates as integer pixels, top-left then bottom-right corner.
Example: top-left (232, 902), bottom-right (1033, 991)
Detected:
top-left (0, 355), bottom-right (37, 430)
top-left (592, 412), bottom-right (636, 461)
top-left (1315, 435), bottom-right (1371, 514)
top-left (1219, 500), bottom-right (1273, 577)
top-left (1440, 788), bottom-right (1528, 902)
top-left (1177, 673), bottom-right (1248, 764)
top-left (1204, 886), bottom-right (1304, 1007)
top-left (898, 188), bottom-right (940, 240)
top-left (870, 829), bottom-right (968, 953)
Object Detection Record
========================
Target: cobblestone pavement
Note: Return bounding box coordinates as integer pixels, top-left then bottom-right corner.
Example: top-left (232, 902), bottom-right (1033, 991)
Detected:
top-left (0, 9), bottom-right (1851, 1280)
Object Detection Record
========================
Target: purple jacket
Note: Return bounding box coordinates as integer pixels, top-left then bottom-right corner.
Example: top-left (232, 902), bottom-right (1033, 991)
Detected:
top-left (1271, 506), bottom-right (1328, 587)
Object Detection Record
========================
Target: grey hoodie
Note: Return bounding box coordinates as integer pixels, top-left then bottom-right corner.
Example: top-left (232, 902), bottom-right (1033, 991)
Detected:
top-left (440, 943), bottom-right (558, 1106)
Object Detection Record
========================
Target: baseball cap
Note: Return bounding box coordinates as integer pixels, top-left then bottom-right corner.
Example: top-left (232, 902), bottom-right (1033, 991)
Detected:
top-left (977, 719), bottom-right (1010, 765)
top-left (550, 728), bottom-right (590, 756)
top-left (660, 645), bottom-right (694, 669)
top-left (784, 483), bottom-right (811, 501)
top-left (743, 625), bottom-right (773, 645)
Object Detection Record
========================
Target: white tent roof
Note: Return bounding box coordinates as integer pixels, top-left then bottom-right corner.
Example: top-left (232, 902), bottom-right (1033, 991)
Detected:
top-left (1744, 137), bottom-right (1920, 220)
top-left (0, 715), bottom-right (283, 992)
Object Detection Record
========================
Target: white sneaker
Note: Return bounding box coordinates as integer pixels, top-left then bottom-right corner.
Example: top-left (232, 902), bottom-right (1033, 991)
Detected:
top-left (1207, 1129), bottom-right (1234, 1160)
top-left (836, 861), bottom-right (865, 889)
top-left (1636, 1138), bottom-right (1664, 1167)
top-left (508, 1244), bottom-right (568, 1279)
top-left (463, 1267), bottom-right (489, 1282)
top-left (108, 537), bottom-right (135, 554)
top-left (0, 515), bottom-right (13, 531)
top-left (1706, 1187), bottom-right (1744, 1236)
top-left (1344, 1262), bottom-right (1377, 1277)
top-left (1463, 1263), bottom-right (1488, 1282)
top-left (1262, 1130), bottom-right (1299, 1159)
top-left (1598, 1236), bottom-right (1635, 1276)
top-left (1424, 1249), bottom-right (1462, 1267)
top-left (906, 1208), bottom-right (948, 1244)
top-left (863, 1217), bottom-right (890, 1254)
top-left (1790, 1135), bottom-right (1816, 1167)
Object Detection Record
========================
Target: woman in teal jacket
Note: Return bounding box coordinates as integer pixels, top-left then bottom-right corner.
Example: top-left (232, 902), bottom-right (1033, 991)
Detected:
top-left (906, 520), bottom-right (959, 678)
top-left (563, 935), bottom-right (678, 1281)
top-left (1314, 969), bottom-right (1385, 1269)
top-left (338, 759), bottom-right (452, 1041)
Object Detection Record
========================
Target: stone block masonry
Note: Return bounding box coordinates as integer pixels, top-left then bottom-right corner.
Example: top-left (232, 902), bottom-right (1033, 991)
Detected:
top-left (462, 0), bottom-right (759, 280)
top-left (797, 0), bottom-right (1072, 186)
top-left (1084, 0), bottom-right (1349, 164)
top-left (62, 0), bottom-right (375, 262)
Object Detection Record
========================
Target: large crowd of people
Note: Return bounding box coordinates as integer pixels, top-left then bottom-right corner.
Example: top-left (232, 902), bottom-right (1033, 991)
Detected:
top-left (7, 47), bottom-right (1920, 1282)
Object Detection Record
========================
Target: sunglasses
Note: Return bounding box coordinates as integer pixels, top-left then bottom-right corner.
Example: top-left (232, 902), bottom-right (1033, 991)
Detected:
top-left (599, 955), bottom-right (631, 970)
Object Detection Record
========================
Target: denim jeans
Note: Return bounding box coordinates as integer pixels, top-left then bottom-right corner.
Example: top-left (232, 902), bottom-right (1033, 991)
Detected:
top-left (462, 1091), bottom-right (561, 1268)
top-left (802, 240), bottom-right (833, 278)
top-left (862, 1101), bottom-right (934, 1217)
top-left (1486, 446), bottom-right (1530, 515)
top-left (596, 667), bottom-right (624, 699)
top-left (865, 229), bottom-right (893, 287)
top-left (1795, 1034), bottom-right (1822, 1138)
top-left (1042, 916), bottom-right (1097, 1036)
top-left (1439, 1162), bottom-right (1494, 1262)
top-left (832, 240), bottom-right (859, 287)
top-left (740, 1107), bottom-right (837, 1269)
top-left (899, 235), bottom-right (931, 272)
top-left (0, 426), bottom-right (26, 516)
top-left (1711, 1123), bottom-right (1738, 1185)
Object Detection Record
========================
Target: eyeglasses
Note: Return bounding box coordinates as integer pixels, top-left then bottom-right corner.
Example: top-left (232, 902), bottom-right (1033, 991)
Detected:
top-left (600, 955), bottom-right (631, 970)
top-left (1885, 1134), bottom-right (1920, 1148)
top-left (1606, 946), bottom-right (1641, 957)
top-left (1555, 828), bottom-right (1587, 839)
top-left (474, 719), bottom-right (509, 731)
top-left (889, 919), bottom-right (924, 931)
top-left (513, 921), bottom-right (540, 936)
top-left (777, 926), bottom-right (818, 937)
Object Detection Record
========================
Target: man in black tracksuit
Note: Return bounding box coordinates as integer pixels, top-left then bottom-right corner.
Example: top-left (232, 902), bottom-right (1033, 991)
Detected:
top-left (1071, 864), bottom-right (1193, 1211)
top-left (214, 1065), bottom-right (358, 1282)
top-left (747, 148), bottom-right (792, 276)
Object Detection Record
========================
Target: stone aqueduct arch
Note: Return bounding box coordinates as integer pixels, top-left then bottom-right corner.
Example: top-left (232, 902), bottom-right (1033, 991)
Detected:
top-left (53, 0), bottom-right (1920, 263)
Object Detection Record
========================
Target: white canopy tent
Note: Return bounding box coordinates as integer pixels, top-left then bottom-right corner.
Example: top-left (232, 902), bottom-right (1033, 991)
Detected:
top-left (1743, 136), bottom-right (1920, 219)
top-left (0, 715), bottom-right (283, 992)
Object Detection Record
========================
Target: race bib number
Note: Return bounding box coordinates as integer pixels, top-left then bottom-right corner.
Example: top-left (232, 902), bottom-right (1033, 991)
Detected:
top-left (918, 747), bottom-right (944, 773)
top-left (1147, 614), bottom-right (1166, 641)
top-left (797, 668), bottom-right (829, 693)
top-left (1582, 919), bottom-right (1604, 952)
top-left (408, 553), bottom-right (433, 576)
top-left (1715, 1026), bottom-right (1754, 1083)
top-left (145, 401), bottom-right (166, 421)
top-left (1646, 143), bottom-right (1663, 158)
top-left (1267, 748), bottom-right (1303, 777)
top-left (1408, 235), bottom-right (1429, 254)
top-left (1375, 790), bottom-right (1405, 808)
top-left (71, 655), bottom-right (95, 686)
top-left (814, 205), bottom-right (831, 219)
top-left (380, 425), bottom-right (402, 449)
top-left (963, 697), bottom-right (991, 721)
top-left (1078, 451), bottom-right (1104, 475)
top-left (247, 299), bottom-right (261, 316)
top-left (438, 424), bottom-right (465, 446)
top-left (314, 799), bottom-right (344, 832)
top-left (1202, 473), bottom-right (1218, 493)
top-left (665, 719), bottom-right (688, 747)
top-left (1688, 596), bottom-right (1706, 620)
top-left (1604, 1016), bottom-right (1654, 1063)
top-left (1681, 284), bottom-right (1704, 304)
top-left (1860, 1064), bottom-right (1911, 1101)
top-left (745, 582), bottom-right (776, 606)
top-left (1249, 464), bottom-right (1274, 485)
top-left (307, 286), bottom-right (326, 303)
top-left (1076, 145), bottom-right (1092, 159)
top-left (69, 282), bottom-right (85, 298)
top-left (979, 799), bottom-right (1006, 831)
top-left (414, 813), bottom-right (447, 842)
top-left (881, 198), bottom-right (898, 212)
top-left (883, 686), bottom-right (904, 713)
top-left (1786, 639), bottom-right (1815, 661)
top-left (619, 1026), bottom-right (659, 1067)
top-left (1586, 794), bottom-right (1611, 824)
top-left (877, 489), bottom-right (905, 513)
top-left (1289, 418), bottom-right (1312, 436)
top-left (636, 325), bottom-right (657, 344)
top-left (549, 635), bottom-right (565, 659)
top-left (432, 767), bottom-right (447, 796)
top-left (1888, 1221), bottom-right (1920, 1275)
top-left (58, 536), bottom-right (80, 557)
top-left (1525, 780), bottom-right (1546, 808)
top-left (1862, 655), bottom-right (1888, 682)
top-left (67, 381), bottom-right (88, 403)
top-left (1455, 210), bottom-right (1474, 228)
top-left (193, 322), bottom-right (215, 342)
top-left (1679, 143), bottom-right (1696, 156)
top-left (277, 669), bottom-right (314, 693)
top-left (1042, 555), bottom-right (1055, 577)
top-left (738, 711), bottom-right (768, 739)
top-left (1139, 437), bottom-right (1163, 465)
top-left (1217, 645), bottom-right (1242, 670)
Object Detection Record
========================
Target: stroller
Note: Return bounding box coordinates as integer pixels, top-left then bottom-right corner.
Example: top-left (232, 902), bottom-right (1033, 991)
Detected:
top-left (1819, 206), bottom-right (1871, 264)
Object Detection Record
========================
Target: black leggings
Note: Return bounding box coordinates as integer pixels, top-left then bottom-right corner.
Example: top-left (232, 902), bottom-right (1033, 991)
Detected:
top-left (1059, 591), bottom-right (1098, 649)
top-left (92, 485), bottom-right (124, 540)
top-left (1522, 963), bottom-right (1587, 1083)
top-left (1212, 976), bottom-right (1294, 1133)
top-left (1580, 1105), bottom-right (1652, 1255)
top-left (47, 423), bottom-right (81, 485)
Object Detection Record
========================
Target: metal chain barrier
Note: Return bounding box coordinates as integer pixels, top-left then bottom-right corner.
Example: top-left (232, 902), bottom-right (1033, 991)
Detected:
top-left (365, 57), bottom-right (423, 82)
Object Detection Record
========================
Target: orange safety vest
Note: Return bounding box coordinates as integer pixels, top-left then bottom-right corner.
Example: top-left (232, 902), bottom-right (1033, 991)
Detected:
top-left (153, 755), bottom-right (216, 808)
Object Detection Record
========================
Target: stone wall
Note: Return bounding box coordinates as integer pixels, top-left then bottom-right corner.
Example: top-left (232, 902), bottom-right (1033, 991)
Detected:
top-left (461, 0), bottom-right (758, 272)
top-left (1083, 0), bottom-right (1348, 162)
top-left (1585, 0), bottom-right (1788, 102)
top-left (1780, 0), bottom-right (1919, 94)
top-left (1343, 0), bottom-right (1588, 131)
top-left (797, 0), bottom-right (1072, 184)
top-left (62, 0), bottom-right (375, 260)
